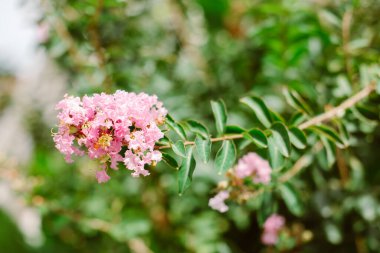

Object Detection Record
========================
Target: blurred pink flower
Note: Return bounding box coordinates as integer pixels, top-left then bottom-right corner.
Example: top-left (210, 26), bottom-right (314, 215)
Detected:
top-left (53, 91), bottom-right (167, 182)
top-left (234, 152), bottom-right (271, 184)
top-left (261, 214), bottom-right (285, 245)
top-left (96, 170), bottom-right (110, 183)
top-left (209, 190), bottom-right (229, 213)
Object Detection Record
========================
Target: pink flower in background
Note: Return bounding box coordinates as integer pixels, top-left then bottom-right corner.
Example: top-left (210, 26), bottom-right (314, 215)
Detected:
top-left (261, 214), bottom-right (285, 245)
top-left (234, 152), bottom-right (271, 184)
top-left (209, 190), bottom-right (230, 213)
top-left (96, 170), bottom-right (110, 183)
top-left (52, 91), bottom-right (167, 183)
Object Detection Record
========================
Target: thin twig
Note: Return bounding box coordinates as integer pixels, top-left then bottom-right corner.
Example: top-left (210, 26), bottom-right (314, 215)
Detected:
top-left (158, 83), bottom-right (376, 149)
top-left (298, 82), bottom-right (375, 129)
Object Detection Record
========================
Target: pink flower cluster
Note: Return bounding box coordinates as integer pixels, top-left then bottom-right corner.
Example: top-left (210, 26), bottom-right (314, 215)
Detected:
top-left (234, 152), bottom-right (271, 184)
top-left (261, 214), bottom-right (285, 245)
top-left (208, 190), bottom-right (229, 213)
top-left (53, 91), bottom-right (167, 183)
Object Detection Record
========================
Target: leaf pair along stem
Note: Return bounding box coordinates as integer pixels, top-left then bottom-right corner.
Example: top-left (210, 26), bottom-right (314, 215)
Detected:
top-left (158, 82), bottom-right (376, 150)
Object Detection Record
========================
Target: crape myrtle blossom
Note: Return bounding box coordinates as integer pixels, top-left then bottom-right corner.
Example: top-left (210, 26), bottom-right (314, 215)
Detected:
top-left (234, 152), bottom-right (272, 184)
top-left (53, 91), bottom-right (167, 183)
top-left (208, 190), bottom-right (230, 213)
top-left (261, 214), bottom-right (285, 245)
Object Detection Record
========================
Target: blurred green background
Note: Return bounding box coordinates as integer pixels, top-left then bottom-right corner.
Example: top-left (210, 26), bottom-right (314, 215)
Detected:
top-left (1, 0), bottom-right (380, 252)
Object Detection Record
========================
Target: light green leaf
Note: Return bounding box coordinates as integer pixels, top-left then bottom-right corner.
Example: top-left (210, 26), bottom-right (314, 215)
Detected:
top-left (279, 183), bottom-right (304, 216)
top-left (195, 135), bottom-right (211, 163)
top-left (240, 96), bottom-right (272, 128)
top-left (243, 128), bottom-right (268, 148)
top-left (166, 114), bottom-right (187, 140)
top-left (185, 120), bottom-right (209, 139)
top-left (162, 153), bottom-right (178, 169)
top-left (270, 122), bottom-right (291, 157)
top-left (215, 140), bottom-right (236, 174)
top-left (178, 146), bottom-right (196, 195)
top-left (289, 127), bottom-right (307, 149)
top-left (268, 136), bottom-right (284, 170)
top-left (172, 140), bottom-right (186, 158)
top-left (211, 99), bottom-right (227, 135)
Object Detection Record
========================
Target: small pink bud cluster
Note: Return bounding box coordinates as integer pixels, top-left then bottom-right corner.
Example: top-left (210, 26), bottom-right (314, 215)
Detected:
top-left (208, 190), bottom-right (229, 213)
top-left (53, 91), bottom-right (167, 183)
top-left (261, 214), bottom-right (285, 245)
top-left (234, 152), bottom-right (271, 184)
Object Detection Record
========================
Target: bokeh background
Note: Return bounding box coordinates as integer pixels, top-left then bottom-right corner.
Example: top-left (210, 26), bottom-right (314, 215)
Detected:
top-left (1, 0), bottom-right (380, 252)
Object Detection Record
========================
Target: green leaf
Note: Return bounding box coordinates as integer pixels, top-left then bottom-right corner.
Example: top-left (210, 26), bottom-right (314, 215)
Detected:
top-left (309, 125), bottom-right (345, 148)
top-left (318, 136), bottom-right (336, 170)
top-left (166, 115), bottom-right (187, 140)
top-left (257, 191), bottom-right (276, 226)
top-left (355, 104), bottom-right (379, 121)
top-left (225, 125), bottom-right (246, 134)
top-left (240, 96), bottom-right (272, 128)
top-left (279, 183), bottom-right (304, 216)
top-left (270, 122), bottom-right (291, 157)
top-left (267, 136), bottom-right (284, 170)
top-left (156, 136), bottom-right (171, 146)
top-left (283, 88), bottom-right (312, 114)
top-left (211, 99), bottom-right (227, 135)
top-left (270, 110), bottom-right (285, 123)
top-left (162, 153), bottom-right (178, 168)
top-left (178, 146), bottom-right (196, 195)
top-left (185, 120), bottom-right (209, 139)
top-left (215, 140), bottom-right (236, 174)
top-left (335, 120), bottom-right (350, 146)
top-left (243, 128), bottom-right (268, 148)
top-left (289, 127), bottom-right (307, 149)
top-left (195, 135), bottom-right (211, 163)
top-left (172, 140), bottom-right (186, 158)
top-left (289, 111), bottom-right (307, 126)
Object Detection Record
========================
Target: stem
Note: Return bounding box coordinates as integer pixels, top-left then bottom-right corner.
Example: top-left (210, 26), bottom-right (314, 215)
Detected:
top-left (158, 83), bottom-right (376, 149)
top-left (298, 82), bottom-right (375, 129)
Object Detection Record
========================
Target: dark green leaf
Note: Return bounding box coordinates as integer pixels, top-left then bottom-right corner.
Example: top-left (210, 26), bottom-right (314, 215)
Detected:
top-left (225, 125), bottom-right (246, 134)
top-left (195, 135), bottom-right (211, 163)
top-left (185, 120), bottom-right (209, 139)
top-left (215, 140), bottom-right (236, 174)
top-left (309, 125), bottom-right (345, 148)
top-left (166, 115), bottom-right (187, 140)
top-left (270, 122), bottom-right (291, 157)
top-left (162, 153), bottom-right (178, 168)
top-left (279, 183), bottom-right (304, 216)
top-left (257, 191), bottom-right (276, 226)
top-left (211, 99), bottom-right (228, 135)
top-left (178, 146), bottom-right (196, 195)
top-left (270, 110), bottom-right (285, 123)
top-left (240, 96), bottom-right (272, 128)
top-left (243, 128), bottom-right (268, 148)
top-left (289, 127), bottom-right (307, 149)
top-left (355, 104), bottom-right (379, 121)
top-left (172, 140), bottom-right (186, 158)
